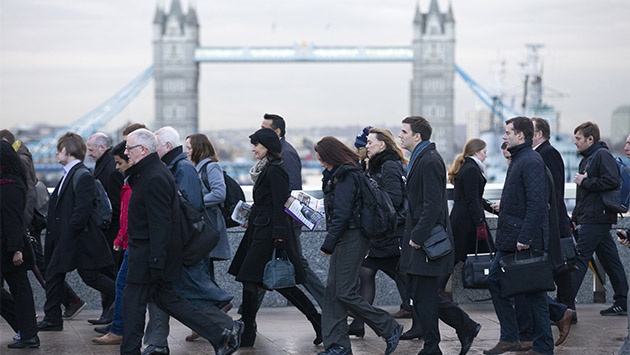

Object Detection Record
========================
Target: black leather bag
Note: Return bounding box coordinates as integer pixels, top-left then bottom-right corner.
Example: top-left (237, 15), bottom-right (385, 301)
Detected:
top-left (463, 238), bottom-right (494, 289)
top-left (499, 250), bottom-right (555, 298)
top-left (263, 249), bottom-right (296, 290)
top-left (554, 236), bottom-right (578, 274)
top-left (422, 225), bottom-right (452, 260)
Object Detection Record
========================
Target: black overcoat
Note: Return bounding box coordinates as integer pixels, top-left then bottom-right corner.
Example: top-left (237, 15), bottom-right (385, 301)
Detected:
top-left (125, 153), bottom-right (182, 284)
top-left (399, 143), bottom-right (455, 276)
top-left (535, 140), bottom-right (572, 238)
top-left (1, 175), bottom-right (34, 273)
top-left (45, 162), bottom-right (113, 274)
top-left (228, 158), bottom-right (306, 285)
top-left (450, 157), bottom-right (495, 261)
top-left (94, 149), bottom-right (123, 244)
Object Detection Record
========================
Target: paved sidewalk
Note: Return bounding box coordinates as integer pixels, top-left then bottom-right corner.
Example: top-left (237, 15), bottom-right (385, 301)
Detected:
top-left (1, 304), bottom-right (627, 354)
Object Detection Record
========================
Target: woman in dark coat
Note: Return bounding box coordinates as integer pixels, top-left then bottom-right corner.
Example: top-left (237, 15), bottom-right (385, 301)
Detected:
top-left (315, 136), bottom-right (402, 355)
top-left (0, 141), bottom-right (39, 348)
top-left (347, 128), bottom-right (409, 337)
top-left (228, 128), bottom-right (321, 348)
top-left (443, 138), bottom-right (495, 288)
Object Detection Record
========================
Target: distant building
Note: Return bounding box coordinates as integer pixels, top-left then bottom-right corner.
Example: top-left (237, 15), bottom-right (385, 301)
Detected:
top-left (610, 105), bottom-right (630, 152)
top-left (410, 0), bottom-right (456, 161)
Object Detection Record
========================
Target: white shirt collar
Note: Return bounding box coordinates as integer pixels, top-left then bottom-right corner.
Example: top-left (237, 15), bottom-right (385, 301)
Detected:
top-left (63, 159), bottom-right (81, 175)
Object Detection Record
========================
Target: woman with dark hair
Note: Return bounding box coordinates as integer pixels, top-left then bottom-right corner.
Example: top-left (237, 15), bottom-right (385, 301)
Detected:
top-left (228, 128), bottom-right (322, 348)
top-left (315, 136), bottom-right (402, 355)
top-left (0, 141), bottom-right (39, 348)
top-left (347, 128), bottom-right (411, 338)
top-left (444, 138), bottom-right (495, 289)
top-left (93, 141), bottom-right (131, 345)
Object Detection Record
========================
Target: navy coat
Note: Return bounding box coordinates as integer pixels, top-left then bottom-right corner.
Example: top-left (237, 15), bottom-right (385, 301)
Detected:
top-left (45, 162), bottom-right (113, 274)
top-left (399, 142), bottom-right (455, 277)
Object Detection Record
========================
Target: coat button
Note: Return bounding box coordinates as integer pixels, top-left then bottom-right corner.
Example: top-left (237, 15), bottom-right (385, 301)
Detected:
top-left (56, 217), bottom-right (60, 221)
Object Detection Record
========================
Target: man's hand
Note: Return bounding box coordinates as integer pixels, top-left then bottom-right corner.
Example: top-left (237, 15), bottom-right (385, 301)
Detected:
top-left (490, 201), bottom-right (500, 212)
top-left (12, 251), bottom-right (23, 266)
top-left (409, 240), bottom-right (421, 249)
top-left (574, 172), bottom-right (588, 186)
top-left (321, 252), bottom-right (330, 257)
top-left (516, 242), bottom-right (530, 251)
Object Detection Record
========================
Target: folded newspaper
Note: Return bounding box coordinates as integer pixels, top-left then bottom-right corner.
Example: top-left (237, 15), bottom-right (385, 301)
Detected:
top-left (290, 190), bottom-right (325, 213)
top-left (284, 195), bottom-right (324, 231)
top-left (230, 200), bottom-right (252, 226)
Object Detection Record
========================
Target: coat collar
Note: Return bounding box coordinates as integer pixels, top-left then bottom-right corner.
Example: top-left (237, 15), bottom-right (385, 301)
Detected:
top-left (56, 162), bottom-right (85, 204)
top-left (407, 142), bottom-right (436, 180)
top-left (126, 152), bottom-right (160, 187)
top-left (94, 148), bottom-right (113, 177)
top-left (507, 140), bottom-right (533, 160)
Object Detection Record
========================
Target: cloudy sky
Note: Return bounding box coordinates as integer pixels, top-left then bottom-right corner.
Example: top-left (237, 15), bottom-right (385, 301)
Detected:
top-left (1, 0), bottom-right (629, 138)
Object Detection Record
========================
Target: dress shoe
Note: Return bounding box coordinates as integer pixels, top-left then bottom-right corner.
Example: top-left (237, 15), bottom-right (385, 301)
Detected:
top-left (555, 308), bottom-right (574, 346)
top-left (458, 323), bottom-right (481, 355)
top-left (519, 341), bottom-right (533, 351)
top-left (391, 308), bottom-right (412, 318)
top-left (62, 299), bottom-right (87, 319)
top-left (400, 328), bottom-right (423, 340)
top-left (185, 330), bottom-right (200, 342)
top-left (483, 340), bottom-right (522, 354)
top-left (310, 313), bottom-right (323, 345)
top-left (88, 316), bottom-right (113, 325)
top-left (38, 320), bottom-right (63, 331)
top-left (384, 323), bottom-right (403, 355)
top-left (92, 332), bottom-right (122, 345)
top-left (240, 322), bottom-right (257, 348)
top-left (8, 336), bottom-right (40, 349)
top-left (94, 323), bottom-right (112, 335)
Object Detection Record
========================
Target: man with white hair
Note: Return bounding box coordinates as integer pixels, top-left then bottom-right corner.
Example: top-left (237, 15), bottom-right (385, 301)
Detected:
top-left (121, 129), bottom-right (242, 355)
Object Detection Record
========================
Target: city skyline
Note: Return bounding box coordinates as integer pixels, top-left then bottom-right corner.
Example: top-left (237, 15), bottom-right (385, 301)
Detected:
top-left (1, 0), bottom-right (629, 139)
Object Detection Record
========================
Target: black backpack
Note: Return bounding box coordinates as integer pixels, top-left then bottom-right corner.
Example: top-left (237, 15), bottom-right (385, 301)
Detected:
top-left (354, 172), bottom-right (398, 239)
top-left (177, 190), bottom-right (220, 267)
top-left (72, 167), bottom-right (113, 230)
top-left (201, 162), bottom-right (246, 228)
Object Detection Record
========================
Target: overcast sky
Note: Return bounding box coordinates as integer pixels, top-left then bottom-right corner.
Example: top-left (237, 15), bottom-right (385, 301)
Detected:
top-left (1, 0), bottom-right (629, 138)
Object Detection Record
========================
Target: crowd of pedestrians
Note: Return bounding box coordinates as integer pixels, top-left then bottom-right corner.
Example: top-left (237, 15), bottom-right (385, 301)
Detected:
top-left (0, 116), bottom-right (628, 355)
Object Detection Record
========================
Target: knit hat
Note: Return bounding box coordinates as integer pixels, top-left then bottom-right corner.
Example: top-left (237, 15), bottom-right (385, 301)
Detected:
top-left (354, 125), bottom-right (372, 149)
top-left (249, 128), bottom-right (282, 154)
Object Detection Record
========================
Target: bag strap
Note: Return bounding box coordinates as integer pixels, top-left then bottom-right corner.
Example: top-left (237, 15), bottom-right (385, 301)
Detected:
top-left (473, 232), bottom-right (494, 258)
top-left (584, 147), bottom-right (607, 172)
top-left (200, 160), bottom-right (212, 193)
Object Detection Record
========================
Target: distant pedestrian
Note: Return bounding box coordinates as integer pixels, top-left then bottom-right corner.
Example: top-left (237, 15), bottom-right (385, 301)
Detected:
top-left (616, 132), bottom-right (630, 355)
top-left (315, 136), bottom-right (402, 355)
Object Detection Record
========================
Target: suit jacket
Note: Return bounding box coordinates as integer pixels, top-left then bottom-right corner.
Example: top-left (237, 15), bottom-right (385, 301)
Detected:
top-left (125, 152), bottom-right (182, 284)
top-left (450, 157), bottom-right (495, 261)
top-left (535, 140), bottom-right (572, 238)
top-left (45, 162), bottom-right (113, 274)
top-left (228, 158), bottom-right (305, 285)
top-left (94, 149), bottom-right (123, 242)
top-left (399, 142), bottom-right (454, 276)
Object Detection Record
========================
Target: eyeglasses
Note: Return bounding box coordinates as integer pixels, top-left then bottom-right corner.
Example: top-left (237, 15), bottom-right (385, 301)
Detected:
top-left (125, 144), bottom-right (142, 151)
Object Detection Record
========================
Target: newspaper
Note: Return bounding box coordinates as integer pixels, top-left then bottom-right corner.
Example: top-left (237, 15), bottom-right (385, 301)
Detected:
top-left (290, 190), bottom-right (325, 213)
top-left (230, 200), bottom-right (252, 226)
top-left (284, 196), bottom-right (324, 231)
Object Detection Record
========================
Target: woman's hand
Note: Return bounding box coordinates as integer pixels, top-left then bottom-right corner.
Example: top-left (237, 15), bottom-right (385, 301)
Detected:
top-left (617, 229), bottom-right (630, 247)
top-left (321, 251), bottom-right (331, 257)
top-left (490, 201), bottom-right (500, 212)
top-left (12, 251), bottom-right (23, 266)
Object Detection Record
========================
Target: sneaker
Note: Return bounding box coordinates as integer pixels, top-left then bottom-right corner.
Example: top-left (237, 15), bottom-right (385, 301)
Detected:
top-left (141, 344), bottom-right (170, 355)
top-left (62, 299), bottom-right (87, 319)
top-left (600, 305), bottom-right (627, 316)
top-left (318, 345), bottom-right (353, 355)
top-left (385, 323), bottom-right (404, 355)
top-left (13, 331), bottom-right (20, 341)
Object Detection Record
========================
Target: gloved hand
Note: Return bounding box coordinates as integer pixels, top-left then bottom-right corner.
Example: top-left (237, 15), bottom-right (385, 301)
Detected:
top-left (476, 225), bottom-right (488, 241)
top-left (274, 238), bottom-right (286, 250)
top-left (150, 268), bottom-right (164, 283)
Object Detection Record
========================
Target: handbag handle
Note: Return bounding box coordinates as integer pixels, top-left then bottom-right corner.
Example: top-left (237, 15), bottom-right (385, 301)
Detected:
top-left (473, 228), bottom-right (494, 258)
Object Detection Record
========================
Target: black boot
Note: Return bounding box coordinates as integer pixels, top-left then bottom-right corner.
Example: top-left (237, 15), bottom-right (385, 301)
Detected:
top-left (309, 313), bottom-right (323, 345)
top-left (279, 286), bottom-right (323, 345)
top-left (400, 306), bottom-right (423, 340)
top-left (240, 320), bottom-right (256, 348)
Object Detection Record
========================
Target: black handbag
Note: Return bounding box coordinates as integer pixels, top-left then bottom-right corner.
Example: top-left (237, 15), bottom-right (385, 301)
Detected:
top-left (498, 250), bottom-right (555, 298)
top-left (263, 249), bottom-right (296, 290)
top-left (463, 238), bottom-right (494, 289)
top-left (554, 236), bottom-right (578, 274)
top-left (422, 225), bottom-right (452, 260)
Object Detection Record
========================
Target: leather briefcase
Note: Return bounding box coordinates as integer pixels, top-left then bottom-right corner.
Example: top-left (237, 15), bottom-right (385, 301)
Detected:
top-left (499, 250), bottom-right (555, 298)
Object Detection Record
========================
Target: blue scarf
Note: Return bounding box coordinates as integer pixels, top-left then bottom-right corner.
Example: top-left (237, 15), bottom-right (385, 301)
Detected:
top-left (406, 140), bottom-right (431, 178)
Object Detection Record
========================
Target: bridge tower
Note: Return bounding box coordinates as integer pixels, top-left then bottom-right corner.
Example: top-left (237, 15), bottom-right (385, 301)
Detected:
top-left (410, 0), bottom-right (455, 160)
top-left (153, 0), bottom-right (199, 138)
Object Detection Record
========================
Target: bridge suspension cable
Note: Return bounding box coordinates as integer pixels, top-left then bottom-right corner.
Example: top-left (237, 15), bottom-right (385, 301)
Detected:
top-left (30, 66), bottom-right (154, 160)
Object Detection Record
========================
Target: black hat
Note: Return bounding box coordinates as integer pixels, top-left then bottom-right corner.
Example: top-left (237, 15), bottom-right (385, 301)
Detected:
top-left (249, 128), bottom-right (282, 154)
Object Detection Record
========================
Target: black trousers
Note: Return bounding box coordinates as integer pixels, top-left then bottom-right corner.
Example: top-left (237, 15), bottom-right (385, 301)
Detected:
top-left (121, 281), bottom-right (230, 355)
top-left (32, 233), bottom-right (79, 308)
top-left (43, 268), bottom-right (115, 324)
top-left (1, 271), bottom-right (38, 339)
top-left (409, 274), bottom-right (477, 354)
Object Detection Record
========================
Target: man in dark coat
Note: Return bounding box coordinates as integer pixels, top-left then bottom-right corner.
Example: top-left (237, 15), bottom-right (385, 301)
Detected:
top-left (570, 121), bottom-right (628, 316)
top-left (87, 132), bottom-right (123, 325)
top-left (260, 113), bottom-right (325, 307)
top-left (484, 117), bottom-right (553, 355)
top-left (38, 132), bottom-right (116, 331)
top-left (121, 129), bottom-right (241, 355)
top-left (398, 116), bottom-right (480, 355)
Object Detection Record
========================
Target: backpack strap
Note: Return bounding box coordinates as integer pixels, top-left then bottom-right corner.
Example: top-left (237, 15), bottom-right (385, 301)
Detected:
top-left (584, 147), bottom-right (607, 172)
top-left (71, 166), bottom-right (90, 194)
top-left (200, 160), bottom-right (212, 193)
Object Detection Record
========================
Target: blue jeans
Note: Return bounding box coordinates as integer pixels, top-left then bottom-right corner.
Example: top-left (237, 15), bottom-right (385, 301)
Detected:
top-left (110, 249), bottom-right (128, 336)
top-left (487, 250), bottom-right (554, 354)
